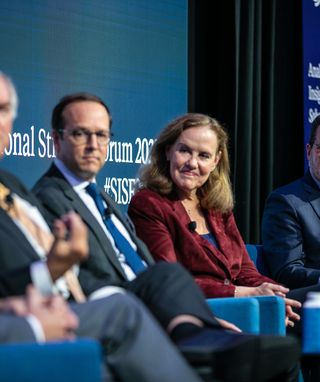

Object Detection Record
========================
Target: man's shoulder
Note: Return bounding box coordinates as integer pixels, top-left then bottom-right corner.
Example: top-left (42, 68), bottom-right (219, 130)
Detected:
top-left (271, 177), bottom-right (305, 197)
top-left (266, 173), bottom-right (317, 212)
top-left (33, 165), bottom-right (67, 194)
top-left (0, 168), bottom-right (29, 194)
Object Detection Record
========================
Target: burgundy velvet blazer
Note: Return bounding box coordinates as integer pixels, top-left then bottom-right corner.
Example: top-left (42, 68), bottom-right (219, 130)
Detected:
top-left (128, 188), bottom-right (274, 297)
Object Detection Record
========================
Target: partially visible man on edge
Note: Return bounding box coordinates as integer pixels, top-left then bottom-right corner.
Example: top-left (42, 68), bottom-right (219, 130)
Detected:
top-left (0, 70), bottom-right (208, 382)
top-left (262, 115), bottom-right (320, 290)
top-left (33, 88), bottom-right (300, 381)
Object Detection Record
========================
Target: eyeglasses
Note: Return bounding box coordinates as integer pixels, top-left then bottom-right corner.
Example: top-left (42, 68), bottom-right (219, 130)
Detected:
top-left (59, 128), bottom-right (113, 146)
top-left (0, 103), bottom-right (12, 119)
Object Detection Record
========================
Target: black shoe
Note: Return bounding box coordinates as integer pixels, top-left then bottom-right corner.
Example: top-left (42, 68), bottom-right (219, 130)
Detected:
top-left (176, 329), bottom-right (299, 382)
top-left (177, 329), bottom-right (259, 382)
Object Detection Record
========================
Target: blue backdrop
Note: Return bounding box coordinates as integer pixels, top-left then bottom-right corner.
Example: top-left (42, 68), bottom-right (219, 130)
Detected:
top-left (303, 0), bottom-right (320, 168)
top-left (1, 0), bottom-right (187, 209)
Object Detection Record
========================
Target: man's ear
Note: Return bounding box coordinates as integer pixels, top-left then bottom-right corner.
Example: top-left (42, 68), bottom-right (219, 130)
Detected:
top-left (306, 144), bottom-right (312, 161)
top-left (52, 130), bottom-right (61, 153)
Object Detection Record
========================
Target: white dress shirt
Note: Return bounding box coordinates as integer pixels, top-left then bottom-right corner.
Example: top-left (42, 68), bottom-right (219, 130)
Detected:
top-left (54, 159), bottom-right (138, 281)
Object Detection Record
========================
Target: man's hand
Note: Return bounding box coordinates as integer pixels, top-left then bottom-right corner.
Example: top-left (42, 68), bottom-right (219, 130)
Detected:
top-left (0, 295), bottom-right (28, 315)
top-left (47, 211), bottom-right (88, 280)
top-left (26, 285), bottom-right (79, 341)
top-left (216, 317), bottom-right (242, 333)
top-left (0, 286), bottom-right (79, 341)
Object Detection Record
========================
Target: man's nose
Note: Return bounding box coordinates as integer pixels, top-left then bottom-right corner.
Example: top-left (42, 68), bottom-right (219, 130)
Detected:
top-left (86, 133), bottom-right (99, 148)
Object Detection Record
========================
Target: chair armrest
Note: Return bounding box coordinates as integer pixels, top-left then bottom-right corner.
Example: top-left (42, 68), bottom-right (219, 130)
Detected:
top-left (206, 297), bottom-right (260, 334)
top-left (255, 295), bottom-right (286, 335)
top-left (0, 339), bottom-right (102, 382)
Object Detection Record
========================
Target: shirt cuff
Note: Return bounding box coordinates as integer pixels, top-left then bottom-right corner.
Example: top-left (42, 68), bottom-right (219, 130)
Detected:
top-left (30, 261), bottom-right (55, 297)
top-left (25, 314), bottom-right (46, 343)
top-left (89, 286), bottom-right (126, 300)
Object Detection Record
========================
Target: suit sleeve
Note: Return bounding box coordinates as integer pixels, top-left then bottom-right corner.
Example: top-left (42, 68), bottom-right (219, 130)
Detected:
top-left (0, 314), bottom-right (36, 343)
top-left (219, 213), bottom-right (275, 289)
top-left (34, 187), bottom-right (72, 228)
top-left (262, 191), bottom-right (320, 288)
top-left (0, 265), bottom-right (33, 297)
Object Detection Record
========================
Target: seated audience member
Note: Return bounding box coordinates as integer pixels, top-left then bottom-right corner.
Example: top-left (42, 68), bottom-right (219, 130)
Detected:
top-left (262, 114), bottom-right (320, 289)
top-left (30, 90), bottom-right (301, 381)
top-left (128, 112), bottom-right (320, 332)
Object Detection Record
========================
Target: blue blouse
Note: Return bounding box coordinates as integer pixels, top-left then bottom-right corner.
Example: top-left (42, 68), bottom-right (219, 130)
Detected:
top-left (202, 232), bottom-right (219, 249)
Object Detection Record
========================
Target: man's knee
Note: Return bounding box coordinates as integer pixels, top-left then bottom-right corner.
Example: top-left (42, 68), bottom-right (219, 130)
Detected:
top-left (150, 261), bottom-right (192, 279)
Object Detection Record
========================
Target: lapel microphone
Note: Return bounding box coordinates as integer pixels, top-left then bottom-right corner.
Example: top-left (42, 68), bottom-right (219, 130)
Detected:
top-left (188, 221), bottom-right (197, 232)
top-left (104, 206), bottom-right (112, 217)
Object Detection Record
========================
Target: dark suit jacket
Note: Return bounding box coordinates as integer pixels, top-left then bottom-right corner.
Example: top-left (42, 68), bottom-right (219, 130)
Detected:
top-left (128, 188), bottom-right (273, 298)
top-left (262, 170), bottom-right (320, 288)
top-left (32, 164), bottom-right (155, 296)
top-left (0, 169), bottom-right (47, 297)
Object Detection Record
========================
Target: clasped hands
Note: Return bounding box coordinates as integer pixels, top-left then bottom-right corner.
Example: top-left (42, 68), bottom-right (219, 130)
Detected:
top-left (256, 282), bottom-right (301, 328)
top-left (235, 283), bottom-right (301, 327)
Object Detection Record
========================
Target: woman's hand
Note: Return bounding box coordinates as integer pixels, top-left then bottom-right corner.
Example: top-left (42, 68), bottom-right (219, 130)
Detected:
top-left (253, 282), bottom-right (290, 297)
top-left (234, 283), bottom-right (289, 297)
top-left (234, 283), bottom-right (301, 327)
top-left (284, 297), bottom-right (301, 327)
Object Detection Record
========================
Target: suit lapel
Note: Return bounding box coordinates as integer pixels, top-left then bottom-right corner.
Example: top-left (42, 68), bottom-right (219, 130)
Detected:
top-left (100, 190), bottom-right (154, 265)
top-left (303, 172), bottom-right (320, 221)
top-left (0, 171), bottom-right (44, 262)
top-left (50, 167), bottom-right (127, 278)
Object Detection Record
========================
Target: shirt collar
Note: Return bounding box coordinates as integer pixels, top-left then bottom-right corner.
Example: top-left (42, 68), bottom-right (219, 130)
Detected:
top-left (309, 164), bottom-right (320, 190)
top-left (54, 158), bottom-right (96, 192)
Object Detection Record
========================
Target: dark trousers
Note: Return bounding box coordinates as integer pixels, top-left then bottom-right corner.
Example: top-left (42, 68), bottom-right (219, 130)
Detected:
top-left (123, 262), bottom-right (221, 329)
top-left (124, 262), bottom-right (300, 382)
top-left (287, 283), bottom-right (320, 336)
top-left (178, 328), bottom-right (300, 382)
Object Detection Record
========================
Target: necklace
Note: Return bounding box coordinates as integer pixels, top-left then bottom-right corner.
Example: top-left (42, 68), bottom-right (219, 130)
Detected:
top-left (181, 199), bottom-right (210, 234)
top-left (181, 200), bottom-right (200, 220)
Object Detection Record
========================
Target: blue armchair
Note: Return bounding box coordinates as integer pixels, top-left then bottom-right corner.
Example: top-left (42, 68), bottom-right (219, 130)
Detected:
top-left (207, 295), bottom-right (285, 335)
top-left (0, 339), bottom-right (102, 382)
top-left (246, 244), bottom-right (270, 276)
top-left (206, 244), bottom-right (286, 335)
top-left (207, 297), bottom-right (260, 334)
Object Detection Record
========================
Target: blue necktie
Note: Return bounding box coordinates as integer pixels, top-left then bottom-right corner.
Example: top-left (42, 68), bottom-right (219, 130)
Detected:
top-left (86, 183), bottom-right (147, 274)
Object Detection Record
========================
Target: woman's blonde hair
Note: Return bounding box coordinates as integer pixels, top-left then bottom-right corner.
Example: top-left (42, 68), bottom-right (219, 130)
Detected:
top-left (137, 113), bottom-right (234, 213)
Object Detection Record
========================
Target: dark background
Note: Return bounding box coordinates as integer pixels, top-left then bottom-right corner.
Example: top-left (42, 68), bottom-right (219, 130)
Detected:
top-left (189, 0), bottom-right (304, 243)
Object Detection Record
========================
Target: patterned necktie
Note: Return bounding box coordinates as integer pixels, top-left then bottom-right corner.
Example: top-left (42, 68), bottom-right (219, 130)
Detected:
top-left (86, 182), bottom-right (147, 274)
top-left (0, 183), bottom-right (86, 303)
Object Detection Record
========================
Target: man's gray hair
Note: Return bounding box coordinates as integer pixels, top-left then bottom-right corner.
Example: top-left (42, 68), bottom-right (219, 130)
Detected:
top-left (0, 71), bottom-right (18, 119)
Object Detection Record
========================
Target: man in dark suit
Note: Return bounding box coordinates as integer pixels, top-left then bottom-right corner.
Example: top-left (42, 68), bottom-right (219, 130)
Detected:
top-left (262, 115), bottom-right (320, 289)
top-left (32, 90), bottom-right (301, 382)
top-left (0, 70), bottom-right (211, 382)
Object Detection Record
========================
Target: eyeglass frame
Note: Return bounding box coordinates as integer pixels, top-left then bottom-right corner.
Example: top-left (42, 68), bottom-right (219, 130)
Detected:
top-left (312, 143), bottom-right (320, 153)
top-left (58, 128), bottom-right (113, 146)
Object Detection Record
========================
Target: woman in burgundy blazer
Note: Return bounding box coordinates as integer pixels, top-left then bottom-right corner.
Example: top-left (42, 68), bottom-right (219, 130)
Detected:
top-left (128, 113), bottom-right (302, 327)
top-left (129, 187), bottom-right (273, 298)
